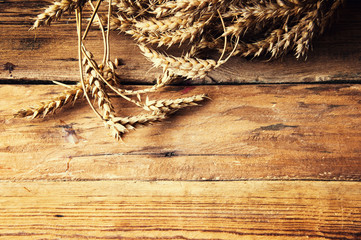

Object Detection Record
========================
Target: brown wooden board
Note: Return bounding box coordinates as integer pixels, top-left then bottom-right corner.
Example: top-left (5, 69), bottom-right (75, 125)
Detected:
top-left (1, 84), bottom-right (360, 181)
top-left (1, 0), bottom-right (361, 84)
top-left (1, 2), bottom-right (361, 238)
top-left (0, 181), bottom-right (360, 240)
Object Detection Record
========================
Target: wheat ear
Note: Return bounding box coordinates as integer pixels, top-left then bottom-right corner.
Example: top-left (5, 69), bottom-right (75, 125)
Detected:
top-left (114, 71), bottom-right (173, 96)
top-left (139, 44), bottom-right (217, 79)
top-left (82, 57), bottom-right (115, 120)
top-left (210, 2), bottom-right (322, 59)
top-left (31, 0), bottom-right (86, 30)
top-left (104, 113), bottom-right (167, 139)
top-left (130, 16), bottom-right (212, 47)
top-left (133, 14), bottom-right (197, 34)
top-left (319, 0), bottom-right (345, 34)
top-left (143, 94), bottom-right (207, 113)
top-left (151, 0), bottom-right (220, 18)
top-left (223, 2), bottom-right (315, 37)
top-left (109, 0), bottom-right (145, 16)
top-left (15, 83), bottom-right (84, 118)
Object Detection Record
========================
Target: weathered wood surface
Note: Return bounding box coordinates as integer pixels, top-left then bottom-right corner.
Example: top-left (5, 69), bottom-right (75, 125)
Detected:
top-left (1, 1), bottom-right (361, 239)
top-left (0, 181), bottom-right (360, 240)
top-left (1, 0), bottom-right (361, 84)
top-left (1, 84), bottom-right (360, 181)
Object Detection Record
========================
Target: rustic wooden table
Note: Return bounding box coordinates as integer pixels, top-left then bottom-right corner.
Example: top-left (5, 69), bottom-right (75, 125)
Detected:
top-left (1, 1), bottom-right (361, 239)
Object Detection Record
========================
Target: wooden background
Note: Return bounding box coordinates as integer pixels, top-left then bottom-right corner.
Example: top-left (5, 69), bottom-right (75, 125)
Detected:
top-left (1, 0), bottom-right (361, 239)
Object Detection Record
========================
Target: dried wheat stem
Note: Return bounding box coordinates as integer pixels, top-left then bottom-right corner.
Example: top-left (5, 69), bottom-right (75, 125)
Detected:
top-left (83, 0), bottom-right (103, 40)
top-left (87, 0), bottom-right (109, 64)
top-left (105, 0), bottom-right (112, 65)
top-left (76, 8), bottom-right (104, 121)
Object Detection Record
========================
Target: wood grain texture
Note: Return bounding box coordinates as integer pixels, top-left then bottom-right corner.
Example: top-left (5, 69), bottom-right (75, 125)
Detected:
top-left (1, 2), bottom-right (361, 238)
top-left (1, 84), bottom-right (360, 181)
top-left (0, 180), bottom-right (360, 240)
top-left (1, 0), bottom-right (361, 84)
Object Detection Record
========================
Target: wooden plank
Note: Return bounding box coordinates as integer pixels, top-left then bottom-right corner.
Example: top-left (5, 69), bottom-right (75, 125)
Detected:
top-left (0, 180), bottom-right (360, 240)
top-left (1, 0), bottom-right (361, 84)
top-left (1, 84), bottom-right (360, 181)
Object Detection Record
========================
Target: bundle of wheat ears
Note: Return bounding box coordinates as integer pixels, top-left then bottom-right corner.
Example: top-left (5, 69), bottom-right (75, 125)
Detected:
top-left (16, 0), bottom-right (343, 139)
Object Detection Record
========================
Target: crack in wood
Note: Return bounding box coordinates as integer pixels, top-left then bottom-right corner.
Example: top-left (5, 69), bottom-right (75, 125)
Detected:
top-left (256, 124), bottom-right (299, 131)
